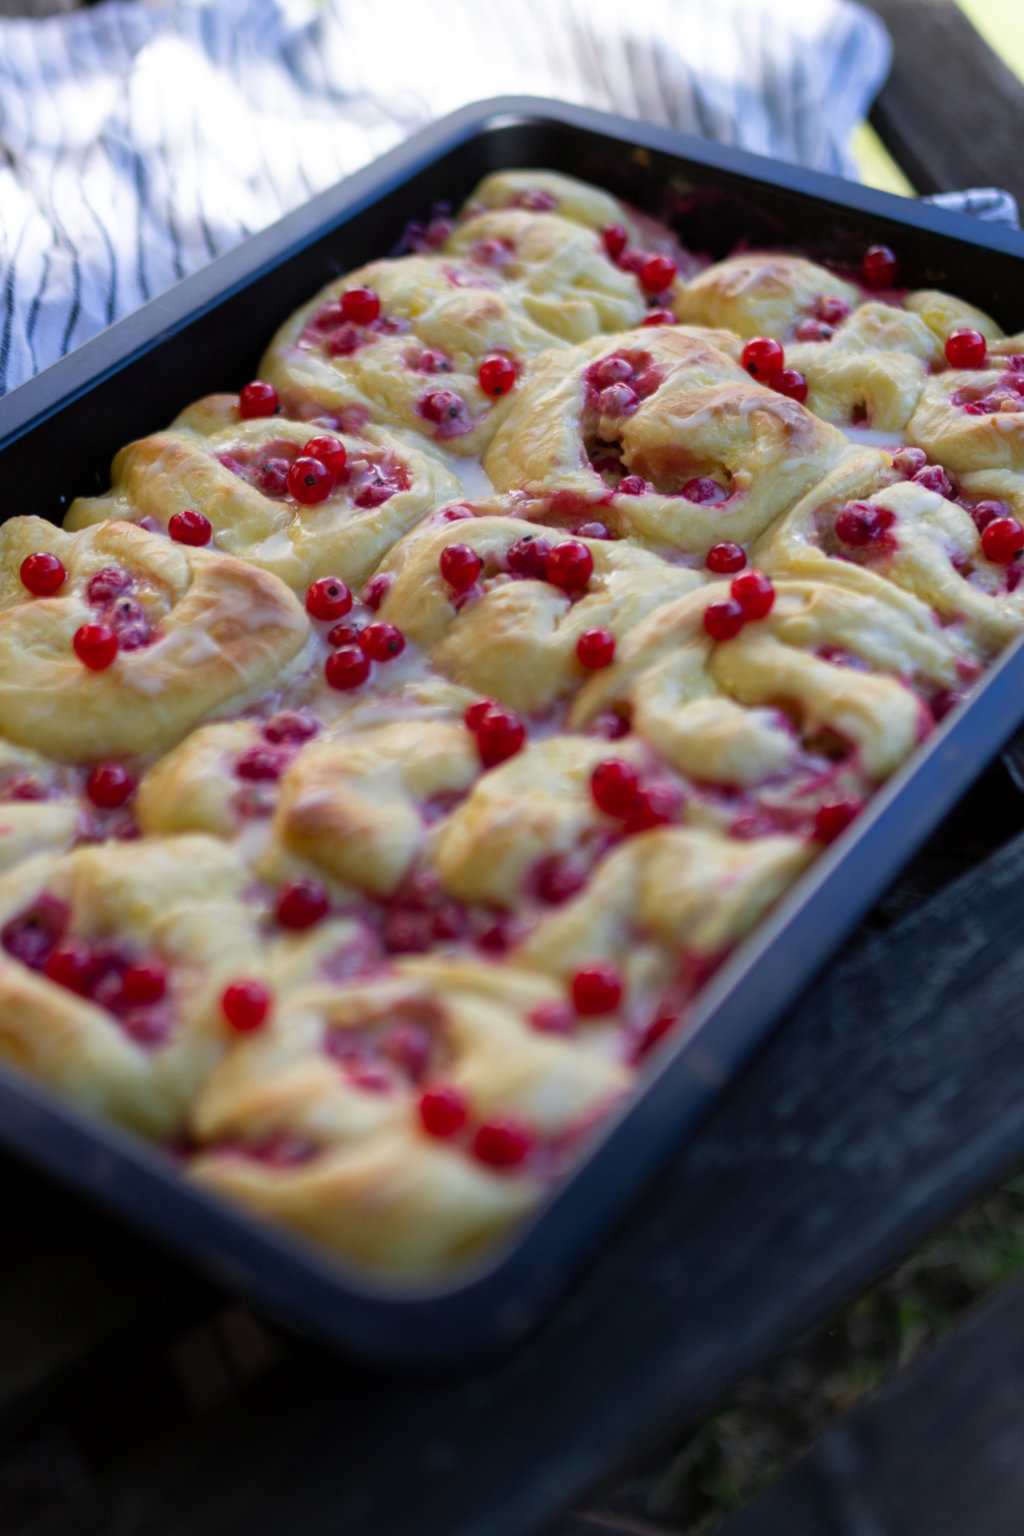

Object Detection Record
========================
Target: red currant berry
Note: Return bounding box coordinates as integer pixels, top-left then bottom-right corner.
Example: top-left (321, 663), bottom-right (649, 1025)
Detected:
top-left (638, 253), bottom-right (677, 293)
top-left (168, 509), bottom-right (212, 546)
top-left (475, 706), bottom-right (526, 768)
top-left (741, 336), bottom-right (784, 380)
top-left (419, 1084), bottom-right (469, 1139)
top-left (325, 645), bottom-right (371, 690)
top-left (472, 1117), bottom-right (533, 1168)
top-left (305, 577), bottom-right (352, 621)
top-left (464, 699), bottom-right (495, 732)
top-left (45, 940), bottom-right (95, 995)
top-left (571, 962), bottom-right (623, 1015)
top-left (358, 621), bottom-right (405, 661)
top-left (703, 599), bottom-right (745, 641)
top-left (731, 569), bottom-right (775, 620)
top-left (20, 552), bottom-right (65, 596)
top-left (982, 516), bottom-right (1024, 564)
top-left (814, 801), bottom-right (861, 843)
top-left (440, 543), bottom-right (483, 591)
top-left (546, 541), bottom-right (593, 594)
top-left (421, 389), bottom-right (466, 423)
top-left (340, 287), bottom-right (380, 324)
top-left (506, 536), bottom-right (552, 578)
top-left (861, 245), bottom-right (898, 289)
top-left (624, 783), bottom-right (679, 834)
top-left (221, 978), bottom-right (271, 1033)
top-left (771, 369), bottom-right (808, 403)
top-left (86, 763), bottom-right (135, 809)
top-left (327, 622), bottom-right (360, 647)
top-left (706, 541), bottom-right (746, 574)
top-left (969, 499), bottom-right (1008, 533)
top-left (235, 746), bottom-right (286, 782)
top-left (945, 329), bottom-right (987, 368)
top-left (275, 878), bottom-right (329, 930)
top-left (576, 628), bottom-right (616, 669)
top-left (478, 354), bottom-right (517, 397)
top-left (287, 456), bottom-right (334, 505)
top-left (528, 1000), bottom-right (576, 1035)
top-left (263, 711), bottom-right (318, 745)
top-left (591, 758), bottom-right (641, 818)
top-left (304, 434), bottom-right (348, 477)
top-left (617, 475), bottom-right (648, 496)
top-left (238, 381), bottom-right (279, 419)
top-left (600, 224), bottom-right (628, 261)
top-left (597, 383), bottom-right (639, 416)
top-left (641, 308), bottom-right (676, 327)
top-left (119, 960), bottom-right (166, 1007)
top-left (73, 623), bottom-right (118, 671)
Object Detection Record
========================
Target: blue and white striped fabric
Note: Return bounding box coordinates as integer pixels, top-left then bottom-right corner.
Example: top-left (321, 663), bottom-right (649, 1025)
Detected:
top-left (0, 0), bottom-right (894, 396)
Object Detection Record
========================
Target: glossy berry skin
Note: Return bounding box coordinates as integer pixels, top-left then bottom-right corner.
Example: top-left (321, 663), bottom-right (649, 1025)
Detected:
top-left (814, 801), bottom-right (861, 844)
top-left (641, 308), bottom-right (676, 327)
top-left (287, 456), bottom-right (334, 504)
top-left (600, 224), bottom-right (628, 261)
top-left (706, 541), bottom-right (746, 575)
top-left (731, 568), bottom-right (775, 620)
top-left (472, 1117), bottom-right (533, 1168)
top-left (741, 336), bottom-right (784, 380)
top-left (73, 623), bottom-right (118, 671)
top-left (981, 516), bottom-right (1024, 564)
top-left (545, 541), bottom-right (594, 594)
top-left (617, 475), bottom-right (648, 496)
top-left (464, 699), bottom-right (495, 732)
top-left (834, 503), bottom-right (895, 547)
top-left (571, 962), bottom-right (623, 1016)
top-left (327, 622), bottom-right (360, 648)
top-left (478, 354), bottom-right (517, 397)
top-left (168, 509), bottom-right (212, 546)
top-left (861, 245), bottom-right (898, 290)
top-left (591, 758), bottom-right (641, 818)
top-left (20, 552), bottom-right (65, 596)
top-left (221, 978), bottom-right (271, 1033)
top-left (340, 287), bottom-right (380, 324)
top-left (304, 435), bottom-right (348, 477)
top-left (238, 381), bottom-right (279, 419)
top-left (702, 599), bottom-right (745, 642)
top-left (325, 645), bottom-right (371, 691)
top-left (305, 577), bottom-right (352, 621)
top-left (945, 329), bottom-right (987, 368)
top-left (275, 878), bottom-right (329, 931)
top-left (771, 368), bottom-right (809, 403)
top-left (624, 783), bottom-right (679, 833)
top-left (120, 961), bottom-right (166, 1007)
top-left (439, 543), bottom-right (483, 591)
top-left (474, 706), bottom-right (526, 768)
top-left (358, 621), bottom-right (405, 661)
top-left (86, 763), bottom-right (135, 810)
top-left (421, 390), bottom-right (465, 424)
top-left (576, 628), bottom-right (616, 669)
top-left (638, 253), bottom-right (677, 294)
top-left (507, 536), bottom-right (551, 579)
top-left (419, 1084), bottom-right (469, 1139)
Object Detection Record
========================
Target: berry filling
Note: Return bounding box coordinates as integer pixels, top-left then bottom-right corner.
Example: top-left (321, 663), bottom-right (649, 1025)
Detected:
top-left (85, 567), bottom-right (153, 652)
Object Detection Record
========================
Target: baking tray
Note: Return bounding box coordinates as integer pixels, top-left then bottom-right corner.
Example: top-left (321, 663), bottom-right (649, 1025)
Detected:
top-left (2, 96), bottom-right (1024, 1374)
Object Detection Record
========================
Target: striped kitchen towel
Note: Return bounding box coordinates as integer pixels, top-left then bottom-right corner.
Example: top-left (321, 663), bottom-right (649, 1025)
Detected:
top-left (0, 0), bottom-right (892, 396)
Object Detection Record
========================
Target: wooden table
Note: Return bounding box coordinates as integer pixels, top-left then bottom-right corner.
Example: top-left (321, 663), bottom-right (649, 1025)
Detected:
top-left (3, 4), bottom-right (1024, 1535)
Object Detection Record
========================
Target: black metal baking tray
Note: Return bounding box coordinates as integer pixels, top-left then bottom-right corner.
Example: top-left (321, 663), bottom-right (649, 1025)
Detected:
top-left (2, 96), bottom-right (1024, 1373)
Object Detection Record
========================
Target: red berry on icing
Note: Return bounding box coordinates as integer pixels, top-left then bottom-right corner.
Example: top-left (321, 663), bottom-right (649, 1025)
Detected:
top-left (682, 477), bottom-right (728, 505)
top-left (358, 621), bottom-right (405, 661)
top-left (472, 1117), bottom-right (533, 1168)
top-left (304, 435), bottom-right (348, 477)
top-left (20, 552), bottom-right (65, 596)
top-left (576, 628), bottom-right (616, 669)
top-left (263, 711), bottom-right (318, 744)
top-left (641, 308), bottom-right (676, 327)
top-left (325, 645), bottom-right (371, 690)
top-left (287, 456), bottom-right (334, 505)
top-left (816, 295), bottom-right (851, 326)
top-left (440, 543), bottom-right (483, 591)
top-left (707, 541), bottom-right (746, 574)
top-left (892, 446), bottom-right (927, 478)
top-left (945, 329), bottom-right (987, 368)
top-left (45, 940), bottom-right (95, 995)
top-left (601, 224), bottom-right (628, 261)
top-left (597, 383), bottom-right (639, 416)
top-left (419, 1084), bottom-right (468, 1139)
top-left (529, 1000), bottom-right (576, 1035)
top-left (591, 758), bottom-right (641, 818)
top-left (731, 568), bottom-right (775, 620)
top-left (638, 253), bottom-right (677, 293)
top-left (86, 763), bottom-right (135, 809)
top-left (340, 287), bottom-right (380, 324)
top-left (478, 354), bottom-right (517, 397)
top-left (624, 783), bottom-right (680, 833)
top-left (275, 878), bottom-right (329, 930)
top-left (834, 503), bottom-right (896, 547)
top-left (87, 567), bottom-right (132, 605)
top-left (572, 962), bottom-right (623, 1015)
top-left (120, 960), bottom-right (166, 1007)
top-left (969, 499), bottom-right (1008, 533)
top-left (221, 979), bottom-right (271, 1033)
top-left (421, 390), bottom-right (466, 424)
top-left (73, 623), bottom-right (118, 670)
top-left (305, 577), bottom-right (352, 621)
top-left (703, 599), bottom-right (745, 641)
top-left (982, 516), bottom-right (1024, 564)
top-left (913, 464), bottom-right (954, 498)
top-left (617, 475), bottom-right (648, 496)
top-left (235, 746), bottom-right (286, 782)
top-left (594, 356), bottom-right (634, 387)
top-left (168, 509), bottom-right (212, 546)
top-left (506, 535), bottom-right (552, 578)
top-left (771, 369), bottom-right (808, 403)
top-left (474, 705), bottom-right (526, 768)
top-left (814, 801), bottom-right (861, 843)
top-left (546, 541), bottom-right (593, 594)
top-left (464, 699), bottom-right (495, 732)
top-left (741, 337), bottom-right (784, 380)
top-left (861, 245), bottom-right (898, 289)
top-left (327, 622), bottom-right (360, 647)
top-left (238, 381), bottom-right (279, 419)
